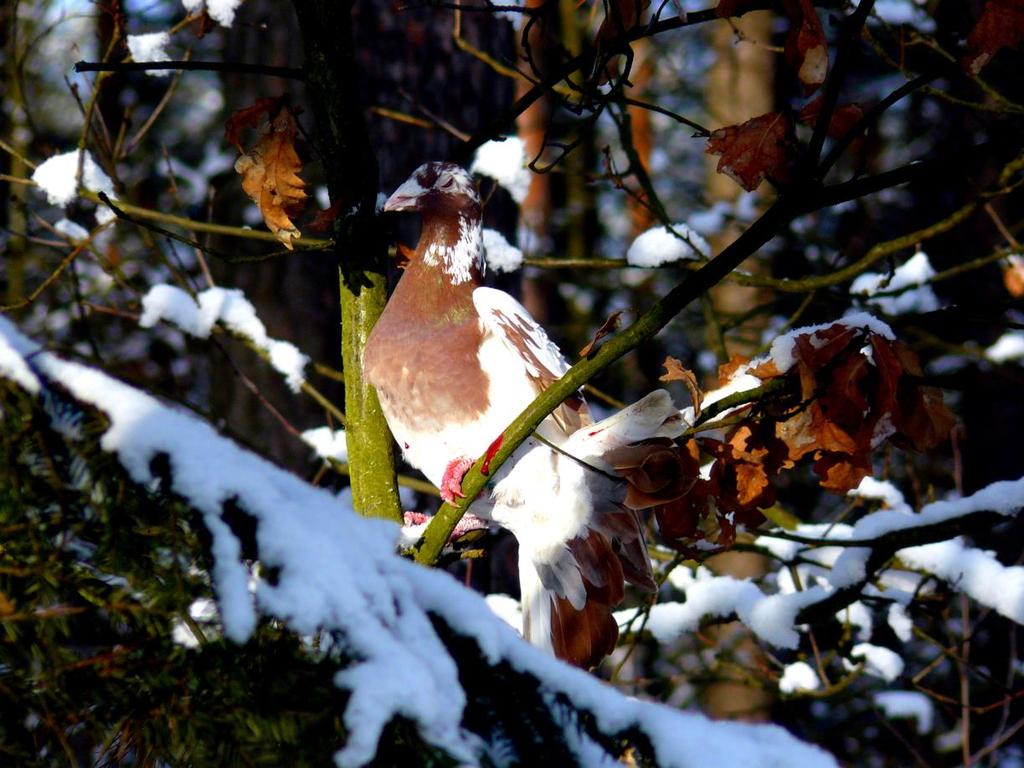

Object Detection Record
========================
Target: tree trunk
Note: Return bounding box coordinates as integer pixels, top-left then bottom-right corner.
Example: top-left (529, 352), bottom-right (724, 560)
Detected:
top-left (292, 1), bottom-right (401, 521)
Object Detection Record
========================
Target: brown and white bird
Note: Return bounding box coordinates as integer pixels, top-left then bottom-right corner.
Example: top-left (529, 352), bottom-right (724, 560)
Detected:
top-left (364, 162), bottom-right (681, 667)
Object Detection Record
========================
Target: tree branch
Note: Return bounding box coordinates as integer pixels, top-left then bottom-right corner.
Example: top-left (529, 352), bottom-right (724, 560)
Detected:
top-left (74, 60), bottom-right (306, 80)
top-left (794, 510), bottom-right (1006, 626)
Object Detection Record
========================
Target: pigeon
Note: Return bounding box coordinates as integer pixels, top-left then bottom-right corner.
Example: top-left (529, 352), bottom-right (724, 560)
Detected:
top-left (364, 161), bottom-right (682, 667)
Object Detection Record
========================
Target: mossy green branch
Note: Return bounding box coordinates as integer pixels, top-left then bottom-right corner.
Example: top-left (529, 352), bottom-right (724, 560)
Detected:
top-left (294, 1), bottom-right (401, 523)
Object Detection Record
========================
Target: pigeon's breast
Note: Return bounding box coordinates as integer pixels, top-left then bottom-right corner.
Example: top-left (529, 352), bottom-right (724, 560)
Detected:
top-left (364, 316), bottom-right (495, 485)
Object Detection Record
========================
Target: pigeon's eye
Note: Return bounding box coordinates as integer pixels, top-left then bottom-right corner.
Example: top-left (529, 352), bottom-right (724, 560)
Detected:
top-left (441, 177), bottom-right (454, 189)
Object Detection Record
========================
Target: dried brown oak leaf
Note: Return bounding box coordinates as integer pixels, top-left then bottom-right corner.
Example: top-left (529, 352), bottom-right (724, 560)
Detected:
top-left (962, 0), bottom-right (1024, 76)
top-left (234, 108), bottom-right (307, 249)
top-left (706, 111), bottom-right (797, 191)
top-left (752, 324), bottom-right (954, 492)
top-left (660, 356), bottom-right (703, 417)
top-left (225, 96), bottom-right (284, 152)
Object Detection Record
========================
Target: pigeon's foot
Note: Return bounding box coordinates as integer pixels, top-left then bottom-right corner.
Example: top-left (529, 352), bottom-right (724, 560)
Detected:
top-left (440, 456), bottom-right (474, 504)
top-left (403, 511), bottom-right (431, 526)
top-left (401, 510), bottom-right (488, 543)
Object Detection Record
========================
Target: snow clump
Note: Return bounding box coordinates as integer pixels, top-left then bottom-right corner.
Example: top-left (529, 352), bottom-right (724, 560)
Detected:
top-left (626, 223), bottom-right (710, 267)
top-left (482, 228), bottom-right (524, 273)
top-left (126, 32), bottom-right (173, 76)
top-left (471, 137), bottom-right (531, 204)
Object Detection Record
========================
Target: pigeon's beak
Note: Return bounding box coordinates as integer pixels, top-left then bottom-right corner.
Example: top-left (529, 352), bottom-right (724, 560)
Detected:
top-left (383, 177), bottom-right (428, 213)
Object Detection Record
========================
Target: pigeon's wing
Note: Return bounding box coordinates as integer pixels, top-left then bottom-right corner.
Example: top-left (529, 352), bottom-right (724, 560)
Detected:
top-left (472, 287), bottom-right (590, 435)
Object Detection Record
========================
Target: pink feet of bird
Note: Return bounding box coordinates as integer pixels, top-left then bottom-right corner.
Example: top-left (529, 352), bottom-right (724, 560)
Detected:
top-left (440, 457), bottom-right (474, 504)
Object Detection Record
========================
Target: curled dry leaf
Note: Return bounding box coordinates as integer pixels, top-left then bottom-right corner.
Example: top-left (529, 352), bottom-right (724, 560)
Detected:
top-left (593, 0), bottom-right (651, 83)
top-left (606, 437), bottom-right (698, 510)
top-left (798, 95), bottom-right (864, 140)
top-left (616, 321), bottom-right (955, 555)
top-left (1003, 255), bottom-right (1024, 297)
top-left (718, 353), bottom-right (751, 382)
top-left (749, 324), bottom-right (956, 492)
top-left (660, 356), bottom-right (703, 417)
top-left (580, 310), bottom-right (623, 357)
top-left (307, 199), bottom-right (344, 233)
top-left (234, 108), bottom-right (308, 249)
top-left (595, 0), bottom-right (650, 40)
top-left (705, 111), bottom-right (797, 191)
top-left (962, 0), bottom-right (1024, 76)
top-left (224, 96), bottom-right (284, 152)
top-left (784, 0), bottom-right (828, 95)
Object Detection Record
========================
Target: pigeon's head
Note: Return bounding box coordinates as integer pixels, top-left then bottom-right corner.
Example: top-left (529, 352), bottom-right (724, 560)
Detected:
top-left (384, 162), bottom-right (479, 215)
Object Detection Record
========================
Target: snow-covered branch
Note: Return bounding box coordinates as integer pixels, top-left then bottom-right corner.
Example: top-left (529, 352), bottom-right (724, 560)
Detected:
top-left (0, 317), bottom-right (835, 767)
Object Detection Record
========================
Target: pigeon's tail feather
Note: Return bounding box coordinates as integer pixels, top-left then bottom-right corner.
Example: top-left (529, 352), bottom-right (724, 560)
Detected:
top-left (521, 527), bottom-right (626, 668)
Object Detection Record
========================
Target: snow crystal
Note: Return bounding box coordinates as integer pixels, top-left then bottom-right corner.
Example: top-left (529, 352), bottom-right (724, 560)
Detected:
top-left (874, 691), bottom-right (934, 734)
top-left (485, 594), bottom-right (523, 630)
top-left (470, 137), bottom-right (531, 204)
top-left (181, 0), bottom-right (242, 27)
top-left (626, 223), bottom-right (710, 267)
top-left (267, 340), bottom-right (308, 392)
top-left (872, 0), bottom-right (935, 32)
top-left (301, 427), bottom-right (348, 463)
top-left (844, 601), bottom-right (873, 642)
top-left (779, 661), bottom-right (821, 694)
top-left (827, 477), bottom-right (1024, 628)
top-left (850, 643), bottom-right (904, 681)
top-left (0, 315), bottom-right (838, 768)
top-left (887, 603), bottom-right (913, 642)
top-left (849, 250), bottom-right (939, 315)
top-left (53, 218), bottom-right (90, 242)
top-left (32, 150), bottom-right (116, 207)
top-left (126, 32), bottom-right (172, 76)
top-left (899, 539), bottom-right (1024, 625)
top-left (171, 597), bottom-right (219, 647)
top-left (986, 332), bottom-right (1024, 363)
top-left (140, 284), bottom-right (209, 336)
top-left (0, 321), bottom-right (40, 394)
top-left (493, 0), bottom-right (526, 23)
top-left (482, 228), bottom-right (524, 273)
top-left (635, 569), bottom-right (827, 649)
top-left (849, 476), bottom-right (913, 515)
top-left (139, 284), bottom-right (309, 392)
top-left (700, 371), bottom-right (762, 412)
top-left (95, 205), bottom-right (117, 226)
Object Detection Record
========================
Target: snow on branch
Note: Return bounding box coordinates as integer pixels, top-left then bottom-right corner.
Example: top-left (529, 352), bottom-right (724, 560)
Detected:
top-left (623, 568), bottom-right (827, 649)
top-left (625, 474), bottom-right (1024, 664)
top-left (626, 223), bottom-right (710, 267)
top-left (0, 316), bottom-right (836, 768)
top-left (181, 0), bottom-right (243, 27)
top-left (471, 137), bottom-right (531, 204)
top-left (31, 149), bottom-right (119, 226)
top-left (126, 32), bottom-right (173, 77)
top-left (139, 284), bottom-right (310, 392)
